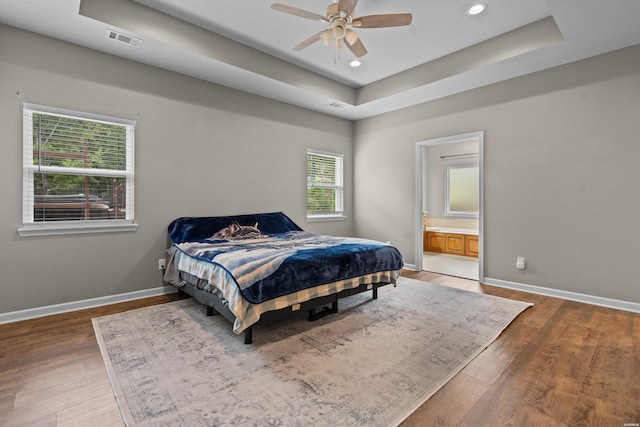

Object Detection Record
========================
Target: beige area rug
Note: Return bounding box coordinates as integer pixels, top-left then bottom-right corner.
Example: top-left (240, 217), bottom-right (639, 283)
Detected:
top-left (93, 277), bottom-right (532, 426)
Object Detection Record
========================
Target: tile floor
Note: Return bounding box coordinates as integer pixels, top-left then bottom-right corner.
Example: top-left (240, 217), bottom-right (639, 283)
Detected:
top-left (422, 251), bottom-right (479, 281)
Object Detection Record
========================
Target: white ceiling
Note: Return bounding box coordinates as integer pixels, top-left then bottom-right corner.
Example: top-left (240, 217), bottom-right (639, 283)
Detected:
top-left (133, 0), bottom-right (553, 87)
top-left (1, 0), bottom-right (640, 120)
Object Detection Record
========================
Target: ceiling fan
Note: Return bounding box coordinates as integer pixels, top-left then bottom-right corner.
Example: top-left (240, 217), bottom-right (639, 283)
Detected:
top-left (271, 0), bottom-right (412, 58)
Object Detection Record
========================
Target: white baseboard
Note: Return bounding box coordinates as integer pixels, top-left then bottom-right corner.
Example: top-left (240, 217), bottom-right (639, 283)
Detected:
top-left (403, 263), bottom-right (417, 271)
top-left (0, 286), bottom-right (178, 325)
top-left (483, 277), bottom-right (640, 314)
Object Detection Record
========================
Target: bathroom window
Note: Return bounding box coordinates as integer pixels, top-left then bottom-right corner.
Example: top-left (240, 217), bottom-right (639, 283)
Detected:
top-left (446, 165), bottom-right (479, 217)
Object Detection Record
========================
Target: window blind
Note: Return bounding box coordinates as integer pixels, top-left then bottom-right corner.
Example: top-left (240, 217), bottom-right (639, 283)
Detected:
top-left (306, 150), bottom-right (343, 217)
top-left (21, 104), bottom-right (135, 234)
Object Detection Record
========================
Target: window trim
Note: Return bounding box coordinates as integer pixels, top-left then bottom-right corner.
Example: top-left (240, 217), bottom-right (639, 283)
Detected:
top-left (306, 149), bottom-right (345, 222)
top-left (19, 103), bottom-right (137, 237)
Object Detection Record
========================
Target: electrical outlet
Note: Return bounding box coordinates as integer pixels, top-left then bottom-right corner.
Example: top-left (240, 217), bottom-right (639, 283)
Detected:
top-left (158, 258), bottom-right (166, 270)
top-left (516, 256), bottom-right (526, 270)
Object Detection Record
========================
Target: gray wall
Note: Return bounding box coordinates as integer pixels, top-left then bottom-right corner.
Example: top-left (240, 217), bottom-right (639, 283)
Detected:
top-left (0, 25), bottom-right (353, 314)
top-left (2, 23), bottom-right (640, 315)
top-left (355, 44), bottom-right (640, 304)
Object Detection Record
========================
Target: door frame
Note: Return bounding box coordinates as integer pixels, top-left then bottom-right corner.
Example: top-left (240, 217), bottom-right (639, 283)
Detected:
top-left (414, 131), bottom-right (485, 282)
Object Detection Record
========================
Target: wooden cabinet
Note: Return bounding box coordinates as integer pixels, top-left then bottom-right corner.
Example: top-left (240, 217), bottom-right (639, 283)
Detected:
top-left (445, 234), bottom-right (465, 255)
top-left (425, 231), bottom-right (478, 258)
top-left (465, 235), bottom-right (479, 257)
top-left (426, 231), bottom-right (446, 252)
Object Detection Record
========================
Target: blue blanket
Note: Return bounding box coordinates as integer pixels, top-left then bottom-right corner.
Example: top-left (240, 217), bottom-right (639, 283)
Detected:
top-left (168, 213), bottom-right (404, 304)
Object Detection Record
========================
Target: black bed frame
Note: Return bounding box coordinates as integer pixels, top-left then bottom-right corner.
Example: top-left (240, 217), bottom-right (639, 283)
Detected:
top-left (176, 280), bottom-right (391, 344)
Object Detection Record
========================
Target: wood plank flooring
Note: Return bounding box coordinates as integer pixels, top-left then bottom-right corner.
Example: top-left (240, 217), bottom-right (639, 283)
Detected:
top-left (401, 270), bottom-right (640, 426)
top-left (0, 295), bottom-right (185, 426)
top-left (0, 271), bottom-right (638, 426)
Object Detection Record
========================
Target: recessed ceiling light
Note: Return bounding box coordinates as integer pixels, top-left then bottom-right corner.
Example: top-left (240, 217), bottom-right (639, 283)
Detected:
top-left (350, 60), bottom-right (361, 67)
top-left (467, 3), bottom-right (487, 15)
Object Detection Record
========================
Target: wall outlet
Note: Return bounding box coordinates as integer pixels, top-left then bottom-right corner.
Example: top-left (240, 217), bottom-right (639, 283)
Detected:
top-left (158, 258), bottom-right (166, 270)
top-left (516, 256), bottom-right (526, 270)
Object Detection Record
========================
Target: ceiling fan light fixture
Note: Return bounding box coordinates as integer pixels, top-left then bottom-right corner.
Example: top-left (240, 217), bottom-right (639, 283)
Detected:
top-left (345, 29), bottom-right (359, 45)
top-left (327, 3), bottom-right (339, 18)
top-left (467, 3), bottom-right (487, 15)
top-left (332, 21), bottom-right (347, 39)
top-left (320, 30), bottom-right (333, 45)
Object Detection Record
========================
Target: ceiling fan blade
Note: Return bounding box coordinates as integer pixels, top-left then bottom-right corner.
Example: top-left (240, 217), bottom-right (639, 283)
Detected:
top-left (345, 35), bottom-right (367, 57)
top-left (271, 3), bottom-right (329, 23)
top-left (293, 30), bottom-right (327, 51)
top-left (338, 0), bottom-right (358, 16)
top-left (353, 13), bottom-right (413, 28)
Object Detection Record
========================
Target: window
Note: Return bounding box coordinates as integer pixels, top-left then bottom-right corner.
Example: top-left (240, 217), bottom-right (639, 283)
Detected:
top-left (446, 165), bottom-right (479, 217)
top-left (306, 150), bottom-right (344, 220)
top-left (19, 104), bottom-right (136, 236)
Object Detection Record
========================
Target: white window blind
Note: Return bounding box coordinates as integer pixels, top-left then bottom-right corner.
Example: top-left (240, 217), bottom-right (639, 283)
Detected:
top-left (306, 150), bottom-right (344, 220)
top-left (20, 104), bottom-right (137, 236)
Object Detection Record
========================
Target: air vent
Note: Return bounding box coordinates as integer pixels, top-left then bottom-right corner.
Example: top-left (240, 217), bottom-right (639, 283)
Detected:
top-left (106, 30), bottom-right (143, 47)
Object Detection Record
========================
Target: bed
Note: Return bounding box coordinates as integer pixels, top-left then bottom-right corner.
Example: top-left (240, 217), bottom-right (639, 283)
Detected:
top-left (163, 212), bottom-right (404, 343)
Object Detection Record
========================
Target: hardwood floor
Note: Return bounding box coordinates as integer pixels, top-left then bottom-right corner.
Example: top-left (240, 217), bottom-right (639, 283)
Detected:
top-left (0, 272), bottom-right (638, 426)
top-left (401, 270), bottom-right (640, 426)
top-left (0, 294), bottom-right (186, 426)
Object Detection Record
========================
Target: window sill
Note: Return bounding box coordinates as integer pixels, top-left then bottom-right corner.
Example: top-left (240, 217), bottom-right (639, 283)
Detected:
top-left (18, 221), bottom-right (138, 237)
top-left (444, 212), bottom-right (479, 219)
top-left (306, 214), bottom-right (346, 223)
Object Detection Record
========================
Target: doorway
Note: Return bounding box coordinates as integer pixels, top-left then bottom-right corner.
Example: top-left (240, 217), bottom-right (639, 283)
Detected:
top-left (414, 131), bottom-right (484, 281)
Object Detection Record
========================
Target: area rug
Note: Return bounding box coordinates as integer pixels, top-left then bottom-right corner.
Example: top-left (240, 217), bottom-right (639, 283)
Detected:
top-left (93, 277), bottom-right (532, 426)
